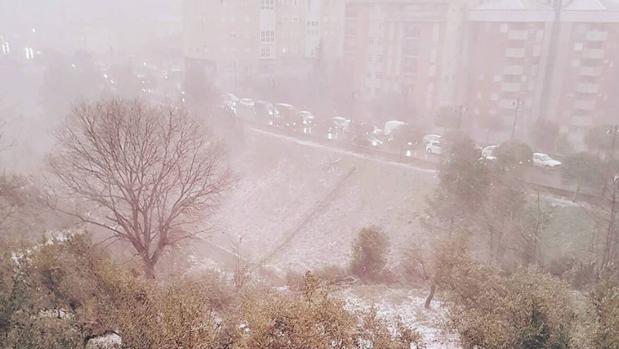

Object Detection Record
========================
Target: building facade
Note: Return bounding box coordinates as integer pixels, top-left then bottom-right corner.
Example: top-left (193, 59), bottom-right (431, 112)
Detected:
top-left (183, 0), bottom-right (619, 143)
top-left (183, 0), bottom-right (345, 93)
top-left (464, 0), bottom-right (619, 145)
top-left (340, 0), bottom-right (476, 124)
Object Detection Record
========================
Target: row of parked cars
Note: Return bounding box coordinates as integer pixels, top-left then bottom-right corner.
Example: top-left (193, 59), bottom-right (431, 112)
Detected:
top-left (221, 94), bottom-right (563, 168)
top-left (480, 144), bottom-right (562, 168)
top-left (222, 94), bottom-right (425, 157)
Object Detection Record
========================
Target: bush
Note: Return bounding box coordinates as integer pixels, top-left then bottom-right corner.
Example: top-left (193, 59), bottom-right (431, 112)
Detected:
top-left (586, 275), bottom-right (619, 349)
top-left (445, 267), bottom-right (578, 349)
top-left (495, 140), bottom-right (533, 171)
top-left (286, 265), bottom-right (352, 291)
top-left (349, 227), bottom-right (389, 282)
top-left (0, 235), bottom-right (426, 349)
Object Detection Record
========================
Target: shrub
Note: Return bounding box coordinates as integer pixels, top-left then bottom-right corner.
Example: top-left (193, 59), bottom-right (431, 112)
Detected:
top-left (587, 275), bottom-right (619, 349)
top-left (445, 267), bottom-right (578, 349)
top-left (349, 227), bottom-right (389, 282)
top-left (1, 236), bottom-right (426, 349)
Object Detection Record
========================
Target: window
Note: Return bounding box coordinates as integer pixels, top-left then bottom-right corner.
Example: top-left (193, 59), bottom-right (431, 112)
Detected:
top-left (404, 24), bottom-right (420, 38)
top-left (261, 47), bottom-right (271, 57)
top-left (260, 31), bottom-right (275, 42)
top-left (261, 0), bottom-right (274, 10)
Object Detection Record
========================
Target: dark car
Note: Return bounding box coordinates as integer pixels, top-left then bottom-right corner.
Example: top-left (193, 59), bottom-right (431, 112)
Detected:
top-left (275, 103), bottom-right (303, 132)
top-left (254, 100), bottom-right (276, 125)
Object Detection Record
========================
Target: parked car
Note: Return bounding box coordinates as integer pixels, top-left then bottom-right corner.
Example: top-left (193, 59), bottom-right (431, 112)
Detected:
top-left (383, 120), bottom-right (408, 141)
top-left (347, 122), bottom-right (377, 147)
top-left (275, 103), bottom-right (302, 132)
top-left (426, 140), bottom-right (442, 155)
top-left (222, 93), bottom-right (239, 114)
top-left (402, 141), bottom-right (416, 158)
top-left (299, 111), bottom-right (315, 135)
top-left (311, 118), bottom-right (337, 140)
top-left (423, 134), bottom-right (442, 145)
top-left (329, 116), bottom-right (352, 140)
top-left (533, 152), bottom-right (562, 168)
top-left (236, 98), bottom-right (256, 121)
top-left (254, 100), bottom-right (276, 125)
top-left (368, 128), bottom-right (386, 147)
top-left (385, 122), bottom-right (419, 152)
top-left (481, 145), bottom-right (498, 160)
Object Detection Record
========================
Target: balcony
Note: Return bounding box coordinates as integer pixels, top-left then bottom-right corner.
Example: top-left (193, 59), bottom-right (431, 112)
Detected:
top-left (579, 66), bottom-right (603, 77)
top-left (498, 99), bottom-right (517, 109)
top-left (575, 83), bottom-right (599, 94)
top-left (501, 82), bottom-right (522, 93)
top-left (573, 99), bottom-right (596, 111)
top-left (503, 65), bottom-right (524, 75)
top-left (570, 115), bottom-right (593, 127)
top-left (505, 48), bottom-right (526, 58)
top-left (582, 48), bottom-right (604, 60)
top-left (508, 30), bottom-right (529, 40)
top-left (585, 31), bottom-right (608, 42)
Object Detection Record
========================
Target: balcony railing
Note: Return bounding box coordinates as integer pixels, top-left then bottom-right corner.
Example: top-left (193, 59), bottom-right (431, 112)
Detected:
top-left (501, 82), bottom-right (522, 92)
top-left (505, 48), bottom-right (526, 58)
top-left (585, 31), bottom-right (608, 42)
top-left (575, 83), bottom-right (599, 94)
top-left (503, 65), bottom-right (524, 75)
top-left (508, 30), bottom-right (528, 40)
top-left (573, 99), bottom-right (596, 111)
top-left (582, 48), bottom-right (605, 60)
top-left (579, 66), bottom-right (603, 77)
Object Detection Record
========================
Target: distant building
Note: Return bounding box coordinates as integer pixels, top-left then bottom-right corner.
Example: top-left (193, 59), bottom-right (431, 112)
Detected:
top-left (182, 0), bottom-right (345, 93)
top-left (181, 0), bottom-right (619, 143)
top-left (340, 0), bottom-right (477, 124)
top-left (464, 0), bottom-right (619, 145)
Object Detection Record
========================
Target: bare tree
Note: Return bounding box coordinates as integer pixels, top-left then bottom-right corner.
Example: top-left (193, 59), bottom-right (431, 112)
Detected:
top-left (49, 99), bottom-right (229, 279)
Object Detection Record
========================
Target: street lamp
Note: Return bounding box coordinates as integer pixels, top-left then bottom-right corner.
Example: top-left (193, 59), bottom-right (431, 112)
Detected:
top-left (510, 98), bottom-right (521, 140)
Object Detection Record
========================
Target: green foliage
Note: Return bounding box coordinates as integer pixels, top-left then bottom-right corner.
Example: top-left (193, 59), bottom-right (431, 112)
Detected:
top-left (561, 152), bottom-right (607, 197)
top-left (439, 135), bottom-right (490, 211)
top-left (349, 227), bottom-right (389, 282)
top-left (495, 141), bottom-right (533, 172)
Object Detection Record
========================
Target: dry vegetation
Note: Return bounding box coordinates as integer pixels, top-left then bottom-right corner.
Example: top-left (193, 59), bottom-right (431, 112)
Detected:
top-left (0, 98), bottom-right (618, 348)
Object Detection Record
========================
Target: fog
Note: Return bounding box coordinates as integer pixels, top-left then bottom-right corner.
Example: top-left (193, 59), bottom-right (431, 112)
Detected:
top-left (0, 0), bottom-right (618, 348)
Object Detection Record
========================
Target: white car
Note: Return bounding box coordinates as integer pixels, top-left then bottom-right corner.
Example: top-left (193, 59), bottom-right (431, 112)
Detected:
top-left (426, 140), bottom-right (442, 155)
top-left (481, 145), bottom-right (497, 160)
top-left (533, 152), bottom-right (561, 168)
top-left (332, 116), bottom-right (352, 131)
top-left (384, 120), bottom-right (408, 140)
top-left (423, 134), bottom-right (442, 145)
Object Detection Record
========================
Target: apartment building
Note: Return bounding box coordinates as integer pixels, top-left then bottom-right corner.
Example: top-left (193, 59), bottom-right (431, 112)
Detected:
top-left (465, 1), bottom-right (554, 134)
top-left (183, 0), bottom-right (345, 92)
top-left (464, 0), bottom-right (619, 144)
top-left (545, 0), bottom-right (619, 142)
top-left (341, 0), bottom-right (475, 124)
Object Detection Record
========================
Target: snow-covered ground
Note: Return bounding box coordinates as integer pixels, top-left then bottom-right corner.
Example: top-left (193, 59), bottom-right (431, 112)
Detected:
top-left (184, 126), bottom-right (453, 345)
top-left (197, 127), bottom-right (438, 273)
top-left (338, 285), bottom-right (460, 349)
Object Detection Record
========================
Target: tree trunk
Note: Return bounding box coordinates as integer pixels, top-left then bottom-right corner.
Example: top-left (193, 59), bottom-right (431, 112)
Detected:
top-left (143, 259), bottom-right (156, 280)
top-left (572, 183), bottom-right (581, 202)
top-left (424, 283), bottom-right (436, 309)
